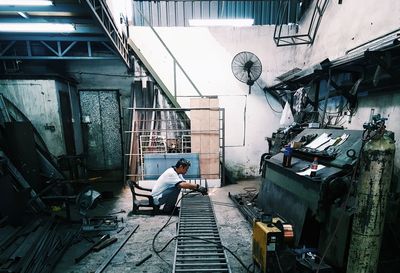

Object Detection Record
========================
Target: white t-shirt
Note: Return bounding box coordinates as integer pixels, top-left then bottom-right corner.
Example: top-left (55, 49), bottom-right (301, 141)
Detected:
top-left (151, 167), bottom-right (184, 204)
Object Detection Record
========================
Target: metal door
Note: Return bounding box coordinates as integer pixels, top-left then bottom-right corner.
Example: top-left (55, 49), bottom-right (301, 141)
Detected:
top-left (80, 91), bottom-right (122, 170)
top-left (59, 91), bottom-right (76, 155)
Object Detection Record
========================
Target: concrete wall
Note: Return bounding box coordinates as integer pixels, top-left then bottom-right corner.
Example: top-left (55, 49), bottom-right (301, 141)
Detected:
top-left (0, 79), bottom-right (65, 156)
top-left (126, 0), bottom-right (400, 179)
top-left (65, 59), bottom-right (132, 110)
top-left (291, 0), bottom-right (400, 69)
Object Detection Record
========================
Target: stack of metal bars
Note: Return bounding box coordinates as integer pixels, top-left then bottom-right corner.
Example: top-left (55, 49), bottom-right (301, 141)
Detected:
top-left (173, 194), bottom-right (231, 272)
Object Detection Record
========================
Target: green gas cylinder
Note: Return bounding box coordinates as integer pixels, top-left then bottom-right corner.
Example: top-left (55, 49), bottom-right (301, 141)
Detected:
top-left (346, 131), bottom-right (395, 273)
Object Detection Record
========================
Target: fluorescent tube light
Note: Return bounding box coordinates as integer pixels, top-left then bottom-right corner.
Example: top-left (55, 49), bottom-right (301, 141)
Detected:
top-left (189, 19), bottom-right (254, 27)
top-left (0, 0), bottom-right (53, 5)
top-left (0, 23), bottom-right (75, 33)
top-left (17, 12), bottom-right (30, 19)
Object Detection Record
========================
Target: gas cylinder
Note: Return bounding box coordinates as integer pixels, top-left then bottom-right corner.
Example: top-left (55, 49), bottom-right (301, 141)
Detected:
top-left (346, 131), bottom-right (395, 273)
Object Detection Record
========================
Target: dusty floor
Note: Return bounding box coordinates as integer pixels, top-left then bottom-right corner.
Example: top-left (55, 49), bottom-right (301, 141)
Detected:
top-left (53, 179), bottom-right (260, 273)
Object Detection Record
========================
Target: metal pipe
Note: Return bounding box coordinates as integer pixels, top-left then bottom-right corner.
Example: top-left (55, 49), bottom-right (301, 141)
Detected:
top-left (95, 224), bottom-right (139, 273)
top-left (346, 28), bottom-right (400, 55)
top-left (320, 69), bottom-right (331, 127)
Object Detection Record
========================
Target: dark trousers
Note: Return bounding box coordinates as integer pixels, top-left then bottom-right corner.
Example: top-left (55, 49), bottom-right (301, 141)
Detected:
top-left (158, 186), bottom-right (180, 212)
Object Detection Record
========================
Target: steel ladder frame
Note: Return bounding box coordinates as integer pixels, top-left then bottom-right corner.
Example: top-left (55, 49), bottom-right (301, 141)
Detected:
top-left (173, 194), bottom-right (231, 272)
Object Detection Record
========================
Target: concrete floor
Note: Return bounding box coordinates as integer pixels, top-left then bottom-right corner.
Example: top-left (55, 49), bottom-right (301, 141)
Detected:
top-left (53, 179), bottom-right (261, 273)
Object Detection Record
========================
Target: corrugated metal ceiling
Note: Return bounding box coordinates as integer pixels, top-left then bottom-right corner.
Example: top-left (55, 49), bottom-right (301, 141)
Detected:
top-left (133, 0), bottom-right (300, 27)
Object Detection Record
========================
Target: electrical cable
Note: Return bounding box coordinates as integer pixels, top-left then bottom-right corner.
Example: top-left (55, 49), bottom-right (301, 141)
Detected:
top-left (274, 250), bottom-right (284, 273)
top-left (256, 81), bottom-right (283, 113)
top-left (247, 262), bottom-right (255, 272)
top-left (155, 234), bottom-right (253, 273)
top-left (152, 191), bottom-right (193, 267)
top-left (265, 92), bottom-right (283, 113)
top-left (152, 191), bottom-right (253, 272)
top-left (69, 71), bottom-right (137, 78)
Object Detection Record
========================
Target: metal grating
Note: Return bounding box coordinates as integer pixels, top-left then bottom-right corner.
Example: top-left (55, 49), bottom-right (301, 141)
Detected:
top-left (173, 194), bottom-right (231, 272)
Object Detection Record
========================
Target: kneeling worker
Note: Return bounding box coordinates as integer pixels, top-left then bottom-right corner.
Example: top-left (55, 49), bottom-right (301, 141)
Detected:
top-left (151, 158), bottom-right (207, 213)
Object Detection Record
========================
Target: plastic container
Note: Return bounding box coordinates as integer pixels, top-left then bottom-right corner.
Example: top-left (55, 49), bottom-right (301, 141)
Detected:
top-left (282, 145), bottom-right (293, 168)
top-left (310, 157), bottom-right (318, 177)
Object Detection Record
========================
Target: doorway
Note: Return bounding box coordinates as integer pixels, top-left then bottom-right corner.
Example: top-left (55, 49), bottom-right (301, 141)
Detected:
top-left (79, 90), bottom-right (122, 172)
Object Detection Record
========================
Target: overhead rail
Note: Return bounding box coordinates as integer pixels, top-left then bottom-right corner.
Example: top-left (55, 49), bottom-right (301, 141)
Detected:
top-left (273, 0), bottom-right (329, 46)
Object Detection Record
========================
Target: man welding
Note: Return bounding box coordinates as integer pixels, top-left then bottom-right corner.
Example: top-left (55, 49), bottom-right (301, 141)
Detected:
top-left (151, 158), bottom-right (208, 214)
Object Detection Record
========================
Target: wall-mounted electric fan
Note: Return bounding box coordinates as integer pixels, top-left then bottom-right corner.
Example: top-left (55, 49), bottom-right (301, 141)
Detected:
top-left (231, 51), bottom-right (262, 94)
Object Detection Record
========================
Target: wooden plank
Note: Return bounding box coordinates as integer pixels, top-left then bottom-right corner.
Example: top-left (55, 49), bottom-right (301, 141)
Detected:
top-left (189, 98), bottom-right (220, 179)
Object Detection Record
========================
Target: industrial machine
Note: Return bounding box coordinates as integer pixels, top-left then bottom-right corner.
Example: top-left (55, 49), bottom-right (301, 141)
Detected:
top-left (252, 217), bottom-right (295, 273)
top-left (257, 128), bottom-right (362, 269)
top-left (256, 113), bottom-right (397, 272)
top-left (228, 113), bottom-right (397, 272)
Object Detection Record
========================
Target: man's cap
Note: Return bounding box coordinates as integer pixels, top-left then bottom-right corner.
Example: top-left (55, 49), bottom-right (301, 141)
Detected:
top-left (176, 158), bottom-right (191, 168)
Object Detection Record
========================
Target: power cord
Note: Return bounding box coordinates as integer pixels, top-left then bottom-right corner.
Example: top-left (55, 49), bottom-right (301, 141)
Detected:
top-left (152, 191), bottom-right (193, 266)
top-left (152, 191), bottom-right (253, 272)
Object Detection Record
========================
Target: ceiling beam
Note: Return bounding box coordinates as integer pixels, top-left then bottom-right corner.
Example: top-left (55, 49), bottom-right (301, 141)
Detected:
top-left (0, 23), bottom-right (103, 34)
top-left (0, 35), bottom-right (108, 41)
top-left (0, 39), bottom-right (119, 60)
top-left (0, 18), bottom-right (94, 24)
top-left (0, 4), bottom-right (87, 13)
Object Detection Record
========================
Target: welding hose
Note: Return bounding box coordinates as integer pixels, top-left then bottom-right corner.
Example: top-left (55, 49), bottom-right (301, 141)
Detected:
top-left (156, 234), bottom-right (253, 273)
top-left (151, 191), bottom-right (194, 266)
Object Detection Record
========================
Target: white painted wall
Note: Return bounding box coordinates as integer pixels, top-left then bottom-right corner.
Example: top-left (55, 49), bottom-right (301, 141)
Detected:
top-left (292, 0), bottom-right (400, 68)
top-left (124, 0), bottom-right (400, 178)
top-left (105, 0), bottom-right (133, 36)
top-left (129, 26), bottom-right (284, 178)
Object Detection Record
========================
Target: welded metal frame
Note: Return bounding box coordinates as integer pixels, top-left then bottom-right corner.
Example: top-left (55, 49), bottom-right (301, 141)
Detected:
top-left (123, 107), bottom-right (226, 185)
top-left (0, 38), bottom-right (119, 60)
top-left (173, 194), bottom-right (231, 273)
top-left (273, 0), bottom-right (329, 46)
